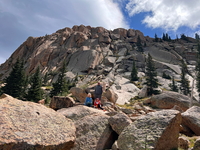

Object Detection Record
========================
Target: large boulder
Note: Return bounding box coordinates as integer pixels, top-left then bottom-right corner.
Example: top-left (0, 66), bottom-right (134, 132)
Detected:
top-left (117, 110), bottom-right (182, 150)
top-left (71, 114), bottom-right (117, 150)
top-left (104, 56), bottom-right (116, 67)
top-left (49, 96), bottom-right (75, 110)
top-left (181, 106), bottom-right (200, 136)
top-left (147, 91), bottom-right (200, 111)
top-left (74, 32), bottom-right (88, 47)
top-left (105, 75), bottom-right (140, 105)
top-left (98, 33), bottom-right (111, 44)
top-left (108, 112), bottom-right (132, 135)
top-left (104, 89), bottom-right (118, 104)
top-left (57, 105), bottom-right (105, 121)
top-left (58, 106), bottom-right (117, 150)
top-left (0, 94), bottom-right (76, 150)
top-left (70, 87), bottom-right (87, 103)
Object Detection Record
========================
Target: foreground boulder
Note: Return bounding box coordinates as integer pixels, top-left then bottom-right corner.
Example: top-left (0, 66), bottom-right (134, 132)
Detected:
top-left (182, 106), bottom-right (200, 136)
top-left (0, 94), bottom-right (76, 150)
top-left (57, 105), bottom-right (105, 121)
top-left (58, 105), bottom-right (117, 150)
top-left (146, 91), bottom-right (200, 111)
top-left (117, 110), bottom-right (182, 150)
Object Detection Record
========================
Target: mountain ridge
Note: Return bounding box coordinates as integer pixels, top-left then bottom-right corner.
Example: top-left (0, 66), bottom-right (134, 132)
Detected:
top-left (0, 24), bottom-right (199, 103)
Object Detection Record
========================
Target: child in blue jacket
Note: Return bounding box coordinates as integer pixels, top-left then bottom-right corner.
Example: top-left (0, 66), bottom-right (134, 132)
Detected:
top-left (84, 93), bottom-right (93, 107)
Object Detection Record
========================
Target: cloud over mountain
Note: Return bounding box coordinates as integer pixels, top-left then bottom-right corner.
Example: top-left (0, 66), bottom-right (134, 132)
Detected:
top-left (126, 0), bottom-right (200, 31)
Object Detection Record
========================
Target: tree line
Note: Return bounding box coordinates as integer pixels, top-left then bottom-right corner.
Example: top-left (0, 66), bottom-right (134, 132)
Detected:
top-left (0, 59), bottom-right (74, 103)
top-left (131, 43), bottom-right (200, 97)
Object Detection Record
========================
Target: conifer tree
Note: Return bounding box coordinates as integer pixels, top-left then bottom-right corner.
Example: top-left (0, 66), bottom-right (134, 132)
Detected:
top-left (196, 58), bottom-right (200, 98)
top-left (131, 59), bottom-right (138, 81)
top-left (2, 59), bottom-right (26, 99)
top-left (196, 71), bottom-right (200, 98)
top-left (169, 36), bottom-right (171, 41)
top-left (162, 33), bottom-right (166, 41)
top-left (43, 72), bottom-right (49, 86)
top-left (50, 61), bottom-right (68, 97)
top-left (154, 34), bottom-right (158, 42)
top-left (166, 33), bottom-right (169, 41)
top-left (180, 67), bottom-right (190, 95)
top-left (169, 77), bottom-right (178, 92)
top-left (195, 33), bottom-right (200, 40)
top-left (197, 43), bottom-right (200, 56)
top-left (26, 67), bottom-right (43, 102)
top-left (144, 54), bottom-right (159, 96)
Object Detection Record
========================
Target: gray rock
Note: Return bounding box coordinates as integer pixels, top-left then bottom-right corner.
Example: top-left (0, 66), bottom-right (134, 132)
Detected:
top-left (117, 110), bottom-right (181, 150)
top-left (108, 112), bottom-right (132, 135)
top-left (147, 91), bottom-right (200, 111)
top-left (182, 106), bottom-right (200, 136)
top-left (104, 56), bottom-right (116, 67)
top-left (72, 114), bottom-right (117, 150)
top-left (68, 49), bottom-right (103, 73)
top-left (57, 105), bottom-right (105, 121)
top-left (58, 105), bottom-right (116, 150)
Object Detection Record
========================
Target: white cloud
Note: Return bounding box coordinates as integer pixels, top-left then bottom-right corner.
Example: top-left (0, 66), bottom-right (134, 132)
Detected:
top-left (0, 0), bottom-right (129, 64)
top-left (0, 0), bottom-right (129, 32)
top-left (126, 0), bottom-right (200, 31)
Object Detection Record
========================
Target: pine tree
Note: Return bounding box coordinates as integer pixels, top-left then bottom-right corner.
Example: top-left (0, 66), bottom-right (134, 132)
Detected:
top-left (154, 34), bottom-right (158, 42)
top-left (169, 77), bottom-right (178, 92)
top-left (26, 67), bottom-right (43, 102)
top-left (50, 61), bottom-right (68, 97)
top-left (144, 54), bottom-right (159, 96)
top-left (180, 67), bottom-right (190, 95)
top-left (195, 33), bottom-right (200, 40)
top-left (169, 36), bottom-right (171, 41)
top-left (162, 33), bottom-right (166, 41)
top-left (181, 34), bottom-right (188, 41)
top-left (43, 72), bottom-right (49, 86)
top-left (166, 33), bottom-right (169, 41)
top-left (197, 43), bottom-right (200, 56)
top-left (196, 71), bottom-right (200, 98)
top-left (2, 59), bottom-right (26, 99)
top-left (196, 58), bottom-right (200, 98)
top-left (131, 59), bottom-right (138, 81)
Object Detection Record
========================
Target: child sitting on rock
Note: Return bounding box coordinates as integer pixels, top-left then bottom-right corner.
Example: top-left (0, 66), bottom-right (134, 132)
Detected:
top-left (94, 98), bottom-right (104, 110)
top-left (84, 93), bottom-right (93, 107)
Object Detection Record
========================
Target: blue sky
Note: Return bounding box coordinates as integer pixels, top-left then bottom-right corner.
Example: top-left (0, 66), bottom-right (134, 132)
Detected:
top-left (0, 0), bottom-right (200, 64)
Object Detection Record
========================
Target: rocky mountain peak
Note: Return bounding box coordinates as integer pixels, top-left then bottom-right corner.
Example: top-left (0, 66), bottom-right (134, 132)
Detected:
top-left (0, 25), bottom-right (147, 77)
top-left (0, 24), bottom-right (199, 102)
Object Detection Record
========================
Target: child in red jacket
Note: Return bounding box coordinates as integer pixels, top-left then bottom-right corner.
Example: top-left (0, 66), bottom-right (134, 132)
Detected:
top-left (94, 98), bottom-right (104, 110)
